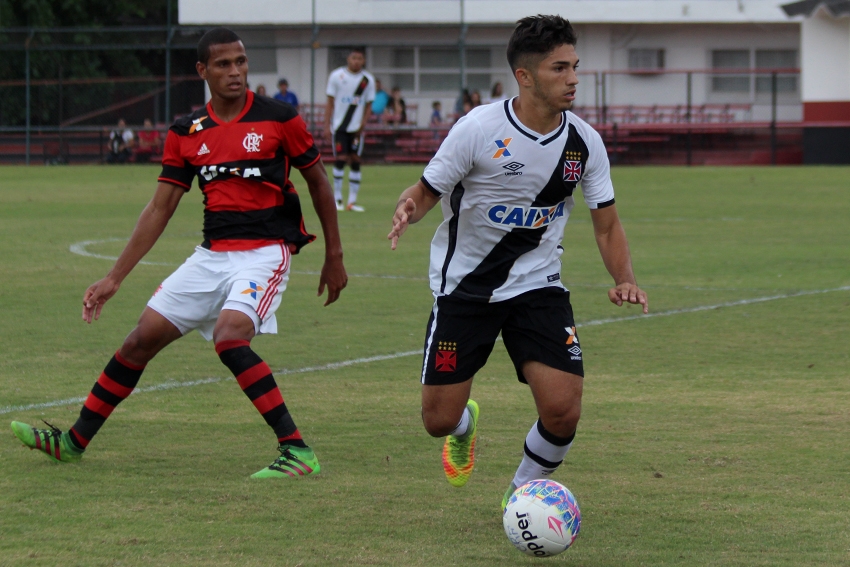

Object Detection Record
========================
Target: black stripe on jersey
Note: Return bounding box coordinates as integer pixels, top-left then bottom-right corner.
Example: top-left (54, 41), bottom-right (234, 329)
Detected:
top-left (338, 76), bottom-right (370, 133)
top-left (159, 164), bottom-right (194, 190)
top-left (450, 123), bottom-right (590, 301)
top-left (202, 206), bottom-right (314, 251)
top-left (440, 182), bottom-right (466, 294)
top-left (504, 100), bottom-right (539, 141)
top-left (540, 113), bottom-right (568, 146)
top-left (420, 176), bottom-right (441, 196)
top-left (241, 95), bottom-right (300, 124)
top-left (596, 198), bottom-right (616, 209)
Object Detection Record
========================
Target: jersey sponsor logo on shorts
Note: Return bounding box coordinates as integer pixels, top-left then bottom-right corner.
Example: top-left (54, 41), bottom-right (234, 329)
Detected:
top-left (240, 282), bottom-right (265, 300)
top-left (189, 116), bottom-right (208, 134)
top-left (197, 143), bottom-right (210, 156)
top-left (565, 326), bottom-right (579, 345)
top-left (502, 161), bottom-right (524, 176)
top-left (492, 138), bottom-right (513, 159)
top-left (243, 132), bottom-right (264, 153)
top-left (199, 164), bottom-right (262, 181)
top-left (568, 345), bottom-right (582, 359)
top-left (435, 341), bottom-right (457, 372)
top-left (486, 201), bottom-right (566, 229)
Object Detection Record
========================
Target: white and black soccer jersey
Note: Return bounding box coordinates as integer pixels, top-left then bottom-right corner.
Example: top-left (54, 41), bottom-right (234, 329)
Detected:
top-left (326, 66), bottom-right (376, 133)
top-left (421, 98), bottom-right (615, 303)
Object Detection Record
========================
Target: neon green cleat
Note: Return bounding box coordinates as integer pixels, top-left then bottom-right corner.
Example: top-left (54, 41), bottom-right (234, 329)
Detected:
top-left (501, 481), bottom-right (518, 513)
top-left (442, 399), bottom-right (480, 487)
top-left (251, 445), bottom-right (320, 479)
top-left (11, 420), bottom-right (83, 463)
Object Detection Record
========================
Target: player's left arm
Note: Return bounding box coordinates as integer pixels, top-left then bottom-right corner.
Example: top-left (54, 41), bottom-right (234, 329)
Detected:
top-left (590, 205), bottom-right (648, 313)
top-left (300, 162), bottom-right (348, 305)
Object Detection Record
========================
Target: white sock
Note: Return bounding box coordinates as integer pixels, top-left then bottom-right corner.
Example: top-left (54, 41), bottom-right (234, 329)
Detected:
top-left (332, 167), bottom-right (344, 202)
top-left (347, 170), bottom-right (361, 204)
top-left (511, 419), bottom-right (574, 488)
top-left (448, 406), bottom-right (471, 437)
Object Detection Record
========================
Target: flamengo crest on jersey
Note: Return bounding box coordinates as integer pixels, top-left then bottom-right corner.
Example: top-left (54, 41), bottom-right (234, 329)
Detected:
top-left (421, 98), bottom-right (615, 303)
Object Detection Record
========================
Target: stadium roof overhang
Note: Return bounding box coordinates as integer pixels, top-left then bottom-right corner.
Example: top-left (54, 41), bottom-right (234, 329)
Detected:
top-left (781, 0), bottom-right (850, 17)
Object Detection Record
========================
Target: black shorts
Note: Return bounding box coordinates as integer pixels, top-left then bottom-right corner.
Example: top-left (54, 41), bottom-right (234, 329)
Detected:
top-left (333, 130), bottom-right (363, 157)
top-left (420, 288), bottom-right (584, 386)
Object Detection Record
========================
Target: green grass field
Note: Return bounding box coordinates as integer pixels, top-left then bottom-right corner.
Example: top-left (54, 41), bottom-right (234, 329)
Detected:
top-left (0, 164), bottom-right (848, 566)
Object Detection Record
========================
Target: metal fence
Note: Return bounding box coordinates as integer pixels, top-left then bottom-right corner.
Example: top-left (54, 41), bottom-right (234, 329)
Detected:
top-left (0, 23), bottom-right (808, 165)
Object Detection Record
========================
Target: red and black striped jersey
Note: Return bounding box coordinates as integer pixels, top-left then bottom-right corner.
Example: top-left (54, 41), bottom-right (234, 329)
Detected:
top-left (158, 91), bottom-right (321, 252)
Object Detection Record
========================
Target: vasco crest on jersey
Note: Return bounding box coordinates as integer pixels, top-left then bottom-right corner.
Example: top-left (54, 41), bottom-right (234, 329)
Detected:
top-left (563, 149), bottom-right (583, 182)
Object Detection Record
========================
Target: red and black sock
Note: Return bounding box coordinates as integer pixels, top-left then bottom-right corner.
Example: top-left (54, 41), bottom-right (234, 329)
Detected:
top-left (215, 339), bottom-right (306, 448)
top-left (68, 351), bottom-right (146, 450)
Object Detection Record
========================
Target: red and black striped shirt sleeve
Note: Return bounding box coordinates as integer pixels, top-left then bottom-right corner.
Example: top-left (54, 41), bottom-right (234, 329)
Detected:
top-left (157, 130), bottom-right (195, 190)
top-left (277, 114), bottom-right (321, 170)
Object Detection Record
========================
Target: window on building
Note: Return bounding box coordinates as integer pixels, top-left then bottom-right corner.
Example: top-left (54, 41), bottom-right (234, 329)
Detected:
top-left (755, 50), bottom-right (798, 94)
top-left (368, 46), bottom-right (498, 95)
top-left (628, 49), bottom-right (665, 73)
top-left (711, 50), bottom-right (750, 93)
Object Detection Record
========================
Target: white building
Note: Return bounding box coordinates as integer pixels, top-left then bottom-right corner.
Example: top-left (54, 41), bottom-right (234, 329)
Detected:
top-left (179, 0), bottom-right (807, 125)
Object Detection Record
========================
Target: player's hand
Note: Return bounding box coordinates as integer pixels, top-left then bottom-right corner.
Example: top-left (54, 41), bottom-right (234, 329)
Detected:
top-left (388, 198), bottom-right (416, 250)
top-left (317, 255), bottom-right (347, 306)
top-left (608, 283), bottom-right (648, 314)
top-left (82, 276), bottom-right (121, 323)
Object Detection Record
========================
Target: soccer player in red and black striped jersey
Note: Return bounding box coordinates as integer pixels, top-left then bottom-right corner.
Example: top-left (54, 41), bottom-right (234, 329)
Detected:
top-left (11, 28), bottom-right (347, 479)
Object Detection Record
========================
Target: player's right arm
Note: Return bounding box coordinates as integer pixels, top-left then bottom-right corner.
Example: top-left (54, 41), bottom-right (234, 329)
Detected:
top-left (82, 182), bottom-right (185, 323)
top-left (388, 180), bottom-right (440, 250)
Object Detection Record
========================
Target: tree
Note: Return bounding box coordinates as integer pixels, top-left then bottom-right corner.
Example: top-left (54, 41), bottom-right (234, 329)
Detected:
top-left (0, 0), bottom-right (201, 126)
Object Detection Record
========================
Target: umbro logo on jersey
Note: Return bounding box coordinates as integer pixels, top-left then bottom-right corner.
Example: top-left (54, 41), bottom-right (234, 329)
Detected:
top-left (492, 138), bottom-right (512, 158)
top-left (189, 116), bottom-right (208, 134)
top-left (487, 201), bottom-right (566, 229)
top-left (197, 143), bottom-right (210, 156)
top-left (502, 161), bottom-right (524, 176)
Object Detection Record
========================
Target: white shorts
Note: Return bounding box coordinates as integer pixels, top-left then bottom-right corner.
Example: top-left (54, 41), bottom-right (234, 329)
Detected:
top-left (147, 243), bottom-right (291, 341)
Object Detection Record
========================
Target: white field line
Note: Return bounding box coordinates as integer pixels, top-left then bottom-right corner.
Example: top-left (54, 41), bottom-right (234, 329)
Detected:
top-left (3, 285), bottom-right (848, 417)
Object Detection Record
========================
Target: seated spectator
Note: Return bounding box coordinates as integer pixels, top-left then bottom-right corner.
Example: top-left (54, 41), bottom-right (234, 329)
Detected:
top-left (106, 118), bottom-right (134, 164)
top-left (470, 90), bottom-right (482, 109)
top-left (134, 118), bottom-right (162, 162)
top-left (485, 81), bottom-right (508, 104)
top-left (273, 78), bottom-right (299, 110)
top-left (455, 89), bottom-right (472, 119)
top-left (371, 79), bottom-right (390, 122)
top-left (385, 86), bottom-right (407, 125)
top-left (255, 84), bottom-right (268, 97)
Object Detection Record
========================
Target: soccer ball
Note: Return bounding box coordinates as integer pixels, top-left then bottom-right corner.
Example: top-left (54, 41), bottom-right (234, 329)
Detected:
top-left (502, 479), bottom-right (581, 557)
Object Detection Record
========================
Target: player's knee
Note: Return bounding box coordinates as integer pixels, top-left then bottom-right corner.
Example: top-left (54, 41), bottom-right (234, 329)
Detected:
top-left (539, 403), bottom-right (581, 439)
top-left (334, 160), bottom-right (346, 171)
top-left (349, 160), bottom-right (360, 172)
top-left (119, 331), bottom-right (158, 366)
top-left (420, 408), bottom-right (458, 438)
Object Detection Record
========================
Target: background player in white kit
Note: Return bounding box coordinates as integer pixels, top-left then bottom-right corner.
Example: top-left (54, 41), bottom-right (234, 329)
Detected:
top-left (325, 47), bottom-right (376, 212)
top-left (388, 15), bottom-right (649, 509)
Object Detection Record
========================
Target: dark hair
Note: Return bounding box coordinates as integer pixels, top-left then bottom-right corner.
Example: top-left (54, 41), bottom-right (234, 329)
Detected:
top-left (506, 15), bottom-right (577, 72)
top-left (197, 28), bottom-right (242, 65)
top-left (349, 46), bottom-right (366, 56)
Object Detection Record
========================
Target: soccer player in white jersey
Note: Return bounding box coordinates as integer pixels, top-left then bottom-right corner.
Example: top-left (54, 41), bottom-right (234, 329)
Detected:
top-left (325, 47), bottom-right (376, 212)
top-left (388, 15), bottom-right (649, 509)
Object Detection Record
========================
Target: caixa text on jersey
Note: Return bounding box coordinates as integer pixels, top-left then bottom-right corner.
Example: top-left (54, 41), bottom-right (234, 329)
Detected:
top-left (486, 201), bottom-right (566, 229)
